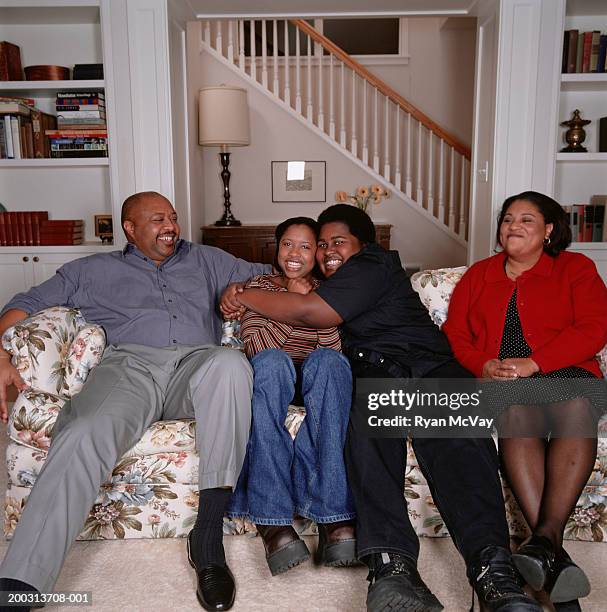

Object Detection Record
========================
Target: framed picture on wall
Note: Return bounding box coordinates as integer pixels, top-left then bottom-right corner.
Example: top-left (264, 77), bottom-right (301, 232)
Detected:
top-left (271, 160), bottom-right (326, 203)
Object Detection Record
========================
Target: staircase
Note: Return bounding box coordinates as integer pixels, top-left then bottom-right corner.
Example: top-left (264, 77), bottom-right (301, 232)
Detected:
top-left (196, 18), bottom-right (471, 244)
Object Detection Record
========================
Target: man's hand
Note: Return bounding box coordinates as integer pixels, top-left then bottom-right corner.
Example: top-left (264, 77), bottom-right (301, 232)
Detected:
top-left (500, 358), bottom-right (540, 378)
top-left (286, 278), bottom-right (314, 295)
top-left (0, 357), bottom-right (27, 424)
top-left (220, 283), bottom-right (246, 320)
top-left (481, 359), bottom-right (518, 380)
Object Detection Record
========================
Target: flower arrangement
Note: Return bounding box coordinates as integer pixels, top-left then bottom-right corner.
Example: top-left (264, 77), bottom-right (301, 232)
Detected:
top-left (335, 185), bottom-right (391, 212)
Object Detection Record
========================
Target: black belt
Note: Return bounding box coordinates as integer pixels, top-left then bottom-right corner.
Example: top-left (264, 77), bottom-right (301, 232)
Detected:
top-left (345, 347), bottom-right (411, 378)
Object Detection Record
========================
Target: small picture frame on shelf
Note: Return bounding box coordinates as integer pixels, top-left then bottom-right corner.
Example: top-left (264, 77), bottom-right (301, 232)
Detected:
top-left (94, 214), bottom-right (113, 244)
top-left (271, 160), bottom-right (326, 203)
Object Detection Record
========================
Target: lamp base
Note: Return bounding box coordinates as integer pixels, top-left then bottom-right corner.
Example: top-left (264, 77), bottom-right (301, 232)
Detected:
top-left (214, 216), bottom-right (242, 227)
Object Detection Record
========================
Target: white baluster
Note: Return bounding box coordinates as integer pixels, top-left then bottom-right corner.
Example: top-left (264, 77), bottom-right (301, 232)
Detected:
top-left (204, 20), bottom-right (211, 45)
top-left (449, 148), bottom-right (456, 231)
top-left (416, 122), bottom-right (423, 206)
top-left (215, 20), bottom-right (222, 52)
top-left (427, 131), bottom-right (434, 214)
top-left (261, 20), bottom-right (268, 88)
top-left (295, 26), bottom-right (301, 113)
top-left (362, 80), bottom-right (368, 165)
top-left (383, 97), bottom-right (390, 180)
top-left (459, 156), bottom-right (467, 237)
top-left (373, 88), bottom-right (379, 173)
top-left (317, 45), bottom-right (324, 131)
top-left (329, 55), bottom-right (335, 139)
top-left (340, 62), bottom-right (346, 146)
top-left (405, 113), bottom-right (412, 198)
top-left (350, 72), bottom-right (357, 156)
top-left (227, 20), bottom-right (234, 62)
top-left (438, 140), bottom-right (445, 224)
top-left (394, 106), bottom-right (401, 191)
top-left (272, 20), bottom-right (279, 94)
top-left (250, 20), bottom-right (256, 80)
top-left (238, 20), bottom-right (245, 70)
top-left (284, 21), bottom-right (290, 105)
top-left (307, 35), bottom-right (313, 121)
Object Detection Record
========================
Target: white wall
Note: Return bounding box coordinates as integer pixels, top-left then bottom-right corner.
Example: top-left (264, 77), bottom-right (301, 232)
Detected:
top-left (189, 45), bottom-right (467, 269)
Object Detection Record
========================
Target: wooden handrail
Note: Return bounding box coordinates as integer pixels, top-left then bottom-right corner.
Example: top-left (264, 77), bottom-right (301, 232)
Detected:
top-left (291, 19), bottom-right (471, 160)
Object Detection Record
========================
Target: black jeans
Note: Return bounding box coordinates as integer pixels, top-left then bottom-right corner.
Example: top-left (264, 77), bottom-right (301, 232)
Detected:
top-left (346, 358), bottom-right (509, 567)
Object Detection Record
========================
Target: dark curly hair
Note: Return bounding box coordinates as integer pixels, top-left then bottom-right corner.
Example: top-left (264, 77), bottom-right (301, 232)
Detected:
top-left (495, 191), bottom-right (571, 257)
top-left (273, 217), bottom-right (319, 273)
top-left (317, 204), bottom-right (376, 244)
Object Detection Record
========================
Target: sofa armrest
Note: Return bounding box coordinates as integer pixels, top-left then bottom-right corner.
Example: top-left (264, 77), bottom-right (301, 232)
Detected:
top-left (2, 306), bottom-right (106, 398)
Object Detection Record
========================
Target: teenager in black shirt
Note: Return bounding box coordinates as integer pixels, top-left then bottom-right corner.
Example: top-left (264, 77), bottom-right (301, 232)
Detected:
top-left (221, 205), bottom-right (541, 612)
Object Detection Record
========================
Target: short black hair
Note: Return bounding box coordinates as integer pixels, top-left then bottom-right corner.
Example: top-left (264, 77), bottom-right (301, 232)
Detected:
top-left (317, 204), bottom-right (376, 244)
top-left (273, 217), bottom-right (319, 272)
top-left (496, 190), bottom-right (571, 257)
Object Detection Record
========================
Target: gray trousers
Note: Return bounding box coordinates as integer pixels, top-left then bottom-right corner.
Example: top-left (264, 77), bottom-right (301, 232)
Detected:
top-left (0, 344), bottom-right (253, 593)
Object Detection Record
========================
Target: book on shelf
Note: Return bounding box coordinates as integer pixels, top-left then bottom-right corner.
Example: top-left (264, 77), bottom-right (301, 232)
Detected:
top-left (582, 31), bottom-right (594, 72)
top-left (45, 129), bottom-right (107, 138)
top-left (56, 91), bottom-right (104, 100)
top-left (567, 29), bottom-right (578, 73)
top-left (39, 237), bottom-right (84, 246)
top-left (40, 220), bottom-right (84, 229)
top-left (49, 150), bottom-right (107, 159)
top-left (0, 41), bottom-right (23, 81)
top-left (0, 96), bottom-right (35, 106)
top-left (73, 63), bottom-right (103, 80)
top-left (598, 36), bottom-right (607, 73)
top-left (30, 109), bottom-right (57, 158)
top-left (56, 104), bottom-right (104, 112)
top-left (0, 211), bottom-right (49, 246)
top-left (0, 103), bottom-right (31, 116)
top-left (590, 31), bottom-right (601, 72)
top-left (56, 110), bottom-right (105, 120)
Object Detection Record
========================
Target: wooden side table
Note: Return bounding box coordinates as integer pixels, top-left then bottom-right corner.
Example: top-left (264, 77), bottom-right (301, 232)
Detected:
top-left (201, 224), bottom-right (391, 265)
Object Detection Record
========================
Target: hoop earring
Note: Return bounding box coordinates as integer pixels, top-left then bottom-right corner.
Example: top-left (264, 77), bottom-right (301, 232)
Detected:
top-left (543, 235), bottom-right (551, 246)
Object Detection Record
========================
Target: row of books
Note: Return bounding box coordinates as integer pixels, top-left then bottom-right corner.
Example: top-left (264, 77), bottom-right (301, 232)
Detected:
top-left (562, 30), bottom-right (607, 73)
top-left (0, 212), bottom-right (84, 246)
top-left (564, 196), bottom-right (607, 242)
top-left (0, 100), bottom-right (57, 159)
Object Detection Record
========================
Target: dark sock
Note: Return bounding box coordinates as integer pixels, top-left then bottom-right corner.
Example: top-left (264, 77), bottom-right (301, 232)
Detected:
top-left (0, 577), bottom-right (37, 612)
top-left (190, 488), bottom-right (231, 568)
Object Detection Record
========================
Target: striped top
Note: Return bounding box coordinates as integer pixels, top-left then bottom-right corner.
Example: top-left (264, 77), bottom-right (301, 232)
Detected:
top-left (241, 274), bottom-right (341, 363)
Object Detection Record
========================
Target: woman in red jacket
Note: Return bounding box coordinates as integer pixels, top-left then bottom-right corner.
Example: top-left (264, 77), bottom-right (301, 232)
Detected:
top-left (443, 191), bottom-right (607, 607)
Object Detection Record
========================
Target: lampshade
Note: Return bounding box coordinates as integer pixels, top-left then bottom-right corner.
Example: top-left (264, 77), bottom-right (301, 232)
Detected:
top-left (198, 86), bottom-right (250, 147)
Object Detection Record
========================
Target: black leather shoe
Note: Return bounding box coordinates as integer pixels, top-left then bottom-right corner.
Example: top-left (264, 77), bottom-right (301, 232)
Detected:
top-left (315, 520), bottom-right (359, 567)
top-left (187, 531), bottom-right (236, 611)
top-left (546, 548), bottom-right (590, 603)
top-left (255, 524), bottom-right (310, 575)
top-left (366, 552), bottom-right (444, 612)
top-left (468, 545), bottom-right (542, 611)
top-left (511, 534), bottom-right (556, 591)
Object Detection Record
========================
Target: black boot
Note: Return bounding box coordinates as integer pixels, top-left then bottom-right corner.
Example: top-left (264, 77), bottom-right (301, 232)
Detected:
top-left (365, 552), bottom-right (443, 612)
top-left (511, 534), bottom-right (555, 591)
top-left (468, 546), bottom-right (542, 611)
top-left (546, 548), bottom-right (590, 603)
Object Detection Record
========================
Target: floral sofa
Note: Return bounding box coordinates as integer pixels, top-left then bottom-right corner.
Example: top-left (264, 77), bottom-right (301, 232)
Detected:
top-left (2, 268), bottom-right (606, 543)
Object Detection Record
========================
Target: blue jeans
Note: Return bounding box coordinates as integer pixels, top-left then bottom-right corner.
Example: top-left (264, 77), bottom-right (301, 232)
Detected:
top-left (227, 348), bottom-right (355, 525)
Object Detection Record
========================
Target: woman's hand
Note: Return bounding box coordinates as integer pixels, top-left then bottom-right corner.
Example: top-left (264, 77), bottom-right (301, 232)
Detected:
top-left (481, 359), bottom-right (518, 380)
top-left (286, 278), bottom-right (314, 295)
top-left (501, 358), bottom-right (540, 378)
top-left (0, 357), bottom-right (27, 423)
top-left (220, 283), bottom-right (246, 320)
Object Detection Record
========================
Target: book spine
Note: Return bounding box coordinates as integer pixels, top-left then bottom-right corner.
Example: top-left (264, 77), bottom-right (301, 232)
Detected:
top-left (567, 29), bottom-right (578, 73)
top-left (598, 35), bottom-right (607, 73)
top-left (8, 212), bottom-right (19, 246)
top-left (10, 116), bottom-right (21, 160)
top-left (4, 115), bottom-right (13, 158)
top-left (592, 204), bottom-right (605, 241)
top-left (0, 120), bottom-right (6, 158)
top-left (590, 31), bottom-right (601, 72)
top-left (56, 92), bottom-right (104, 99)
top-left (584, 205), bottom-right (594, 242)
top-left (49, 150), bottom-right (107, 158)
top-left (582, 32), bottom-right (593, 72)
top-left (24, 211), bottom-right (33, 246)
top-left (562, 30), bottom-right (570, 73)
top-left (569, 207), bottom-right (578, 241)
top-left (576, 32), bottom-right (584, 72)
top-left (56, 104), bottom-right (104, 112)
top-left (575, 205), bottom-right (585, 242)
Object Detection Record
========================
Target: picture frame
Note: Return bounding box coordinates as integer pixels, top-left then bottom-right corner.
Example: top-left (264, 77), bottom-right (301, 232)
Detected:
top-left (94, 214), bottom-right (113, 244)
top-left (271, 160), bottom-right (326, 203)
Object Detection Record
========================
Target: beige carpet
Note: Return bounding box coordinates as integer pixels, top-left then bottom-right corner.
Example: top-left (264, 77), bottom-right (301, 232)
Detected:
top-left (0, 425), bottom-right (605, 611)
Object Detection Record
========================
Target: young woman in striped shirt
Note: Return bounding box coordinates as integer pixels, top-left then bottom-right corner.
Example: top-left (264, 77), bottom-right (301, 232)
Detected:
top-left (227, 217), bottom-right (356, 576)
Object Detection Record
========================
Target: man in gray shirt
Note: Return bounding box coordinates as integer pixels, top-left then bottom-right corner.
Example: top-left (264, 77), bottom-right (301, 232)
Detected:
top-left (0, 191), bottom-right (269, 612)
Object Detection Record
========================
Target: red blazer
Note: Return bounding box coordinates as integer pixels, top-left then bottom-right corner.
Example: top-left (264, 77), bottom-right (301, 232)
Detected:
top-left (443, 251), bottom-right (607, 378)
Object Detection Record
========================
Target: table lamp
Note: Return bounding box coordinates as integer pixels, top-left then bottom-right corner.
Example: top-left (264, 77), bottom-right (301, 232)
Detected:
top-left (198, 85), bottom-right (250, 226)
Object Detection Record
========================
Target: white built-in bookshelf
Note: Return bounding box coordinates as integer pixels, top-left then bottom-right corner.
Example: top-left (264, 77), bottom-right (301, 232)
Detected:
top-left (557, 0), bottom-right (607, 272)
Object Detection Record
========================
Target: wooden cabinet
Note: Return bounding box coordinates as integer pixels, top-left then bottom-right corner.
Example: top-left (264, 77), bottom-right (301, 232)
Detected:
top-left (201, 224), bottom-right (391, 264)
